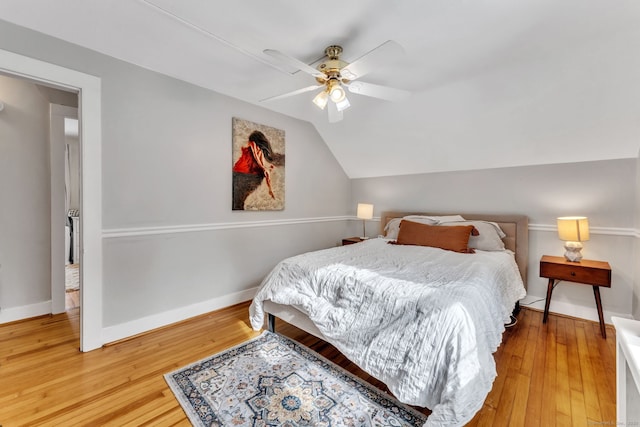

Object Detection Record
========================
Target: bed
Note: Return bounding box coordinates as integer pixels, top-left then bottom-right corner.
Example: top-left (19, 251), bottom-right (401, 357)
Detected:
top-left (249, 212), bottom-right (528, 426)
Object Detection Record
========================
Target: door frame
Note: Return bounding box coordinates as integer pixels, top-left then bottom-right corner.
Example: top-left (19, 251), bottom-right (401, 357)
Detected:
top-left (0, 48), bottom-right (103, 351)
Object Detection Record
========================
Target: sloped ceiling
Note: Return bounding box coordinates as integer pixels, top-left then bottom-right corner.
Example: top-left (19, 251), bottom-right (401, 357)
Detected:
top-left (1, 0), bottom-right (639, 178)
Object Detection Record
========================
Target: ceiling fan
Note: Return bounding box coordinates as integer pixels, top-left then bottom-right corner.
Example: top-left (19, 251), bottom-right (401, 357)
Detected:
top-left (261, 40), bottom-right (411, 123)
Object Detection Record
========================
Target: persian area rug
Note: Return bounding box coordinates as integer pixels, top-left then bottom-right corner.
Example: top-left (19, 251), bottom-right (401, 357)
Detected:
top-left (165, 331), bottom-right (427, 427)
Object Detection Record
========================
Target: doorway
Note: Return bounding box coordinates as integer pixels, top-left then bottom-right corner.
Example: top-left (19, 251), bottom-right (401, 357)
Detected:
top-left (0, 48), bottom-right (103, 351)
top-left (2, 76), bottom-right (80, 313)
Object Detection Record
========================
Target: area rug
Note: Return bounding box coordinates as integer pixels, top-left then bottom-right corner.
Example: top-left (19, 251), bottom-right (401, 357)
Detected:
top-left (65, 263), bottom-right (79, 291)
top-left (165, 331), bottom-right (427, 426)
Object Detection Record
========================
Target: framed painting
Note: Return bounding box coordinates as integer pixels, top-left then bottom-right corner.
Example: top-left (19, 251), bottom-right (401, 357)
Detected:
top-left (232, 118), bottom-right (285, 210)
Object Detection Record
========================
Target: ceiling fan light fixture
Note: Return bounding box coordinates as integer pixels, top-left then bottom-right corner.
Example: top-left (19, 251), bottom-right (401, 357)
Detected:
top-left (335, 96), bottom-right (350, 112)
top-left (312, 90), bottom-right (329, 110)
top-left (329, 85), bottom-right (346, 102)
top-left (328, 80), bottom-right (346, 103)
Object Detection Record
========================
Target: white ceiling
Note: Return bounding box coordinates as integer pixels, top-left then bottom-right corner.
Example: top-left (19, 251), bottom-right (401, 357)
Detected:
top-left (1, 0), bottom-right (639, 178)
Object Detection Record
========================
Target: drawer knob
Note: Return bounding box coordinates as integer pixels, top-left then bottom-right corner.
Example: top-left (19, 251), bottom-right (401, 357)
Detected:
top-left (570, 271), bottom-right (576, 276)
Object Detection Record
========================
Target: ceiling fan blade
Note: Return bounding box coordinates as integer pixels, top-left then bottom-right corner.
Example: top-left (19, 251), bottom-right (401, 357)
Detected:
top-left (346, 81), bottom-right (410, 102)
top-left (340, 40), bottom-right (404, 81)
top-left (327, 101), bottom-right (343, 123)
top-left (259, 85), bottom-right (324, 102)
top-left (264, 49), bottom-right (327, 80)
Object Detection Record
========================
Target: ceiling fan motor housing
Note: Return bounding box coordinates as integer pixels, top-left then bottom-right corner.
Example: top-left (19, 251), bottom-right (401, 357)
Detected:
top-left (324, 45), bottom-right (342, 59)
top-left (317, 45), bottom-right (350, 84)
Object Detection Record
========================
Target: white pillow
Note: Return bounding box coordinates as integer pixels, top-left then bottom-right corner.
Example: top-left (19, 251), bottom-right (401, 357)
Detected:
top-left (402, 215), bottom-right (442, 224)
top-left (420, 215), bottom-right (466, 224)
top-left (440, 220), bottom-right (506, 251)
top-left (384, 217), bottom-right (403, 239)
top-left (384, 215), bottom-right (467, 239)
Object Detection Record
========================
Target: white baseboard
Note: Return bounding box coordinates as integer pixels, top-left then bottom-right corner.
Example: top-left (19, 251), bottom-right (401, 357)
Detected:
top-left (0, 300), bottom-right (52, 324)
top-left (101, 287), bottom-right (259, 345)
top-left (519, 294), bottom-right (632, 324)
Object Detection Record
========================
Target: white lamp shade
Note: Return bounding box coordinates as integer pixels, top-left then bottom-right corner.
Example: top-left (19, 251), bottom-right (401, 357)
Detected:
top-left (356, 203), bottom-right (374, 220)
top-left (557, 217), bottom-right (590, 242)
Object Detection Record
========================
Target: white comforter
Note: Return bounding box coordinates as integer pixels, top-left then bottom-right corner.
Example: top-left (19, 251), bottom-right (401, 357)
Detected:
top-left (249, 238), bottom-right (526, 426)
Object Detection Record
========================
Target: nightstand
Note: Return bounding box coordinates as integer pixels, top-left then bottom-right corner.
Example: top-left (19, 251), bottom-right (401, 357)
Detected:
top-left (342, 237), bottom-right (364, 246)
top-left (539, 255), bottom-right (612, 338)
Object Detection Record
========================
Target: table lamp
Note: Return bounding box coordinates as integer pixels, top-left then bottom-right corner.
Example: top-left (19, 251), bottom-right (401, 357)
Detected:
top-left (557, 216), bottom-right (590, 262)
top-left (357, 203), bottom-right (374, 239)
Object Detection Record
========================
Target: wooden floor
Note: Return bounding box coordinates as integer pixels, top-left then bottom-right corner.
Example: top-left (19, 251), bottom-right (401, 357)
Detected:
top-left (65, 289), bottom-right (80, 310)
top-left (0, 303), bottom-right (616, 426)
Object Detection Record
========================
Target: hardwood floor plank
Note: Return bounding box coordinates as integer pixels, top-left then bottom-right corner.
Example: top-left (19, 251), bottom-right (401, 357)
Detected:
top-left (570, 388), bottom-right (588, 427)
top-left (575, 322), bottom-right (603, 421)
top-left (524, 310), bottom-right (549, 427)
top-left (509, 372), bottom-right (531, 426)
top-left (555, 317), bottom-right (572, 419)
top-left (565, 316), bottom-right (584, 393)
top-left (585, 322), bottom-right (617, 423)
top-left (555, 342), bottom-right (572, 419)
top-left (467, 405), bottom-right (496, 427)
top-left (518, 309), bottom-right (540, 376)
top-left (137, 406), bottom-right (192, 427)
top-left (556, 412), bottom-right (572, 427)
top-left (541, 314), bottom-right (557, 427)
top-left (0, 304), bottom-right (616, 426)
top-left (492, 371), bottom-right (518, 427)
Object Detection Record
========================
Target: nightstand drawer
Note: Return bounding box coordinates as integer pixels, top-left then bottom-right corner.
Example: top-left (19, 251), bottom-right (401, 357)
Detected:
top-left (540, 256), bottom-right (611, 287)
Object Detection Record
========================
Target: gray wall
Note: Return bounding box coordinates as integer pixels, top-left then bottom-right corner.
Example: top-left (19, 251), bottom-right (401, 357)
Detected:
top-left (350, 160), bottom-right (635, 226)
top-left (351, 159), bottom-right (637, 321)
top-left (98, 69), bottom-right (351, 327)
top-left (0, 20), bottom-right (351, 329)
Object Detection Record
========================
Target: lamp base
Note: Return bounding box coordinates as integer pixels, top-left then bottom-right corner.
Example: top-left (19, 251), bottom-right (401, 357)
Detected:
top-left (563, 241), bottom-right (583, 262)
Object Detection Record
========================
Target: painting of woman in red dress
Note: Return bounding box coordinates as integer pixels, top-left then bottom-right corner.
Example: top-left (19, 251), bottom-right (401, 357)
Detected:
top-left (232, 118), bottom-right (285, 210)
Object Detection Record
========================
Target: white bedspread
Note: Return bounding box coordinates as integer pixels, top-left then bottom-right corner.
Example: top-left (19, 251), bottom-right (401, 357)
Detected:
top-left (249, 238), bottom-right (526, 426)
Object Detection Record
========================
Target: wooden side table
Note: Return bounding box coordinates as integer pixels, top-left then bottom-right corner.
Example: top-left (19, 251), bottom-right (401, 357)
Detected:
top-left (539, 255), bottom-right (611, 338)
top-left (342, 237), bottom-right (364, 246)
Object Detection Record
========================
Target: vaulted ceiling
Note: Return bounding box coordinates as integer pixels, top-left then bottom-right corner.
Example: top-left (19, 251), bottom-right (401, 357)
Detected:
top-left (1, 0), bottom-right (639, 178)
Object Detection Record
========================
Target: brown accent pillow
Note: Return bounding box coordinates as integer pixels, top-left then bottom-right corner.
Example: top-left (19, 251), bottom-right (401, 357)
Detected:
top-left (395, 220), bottom-right (476, 253)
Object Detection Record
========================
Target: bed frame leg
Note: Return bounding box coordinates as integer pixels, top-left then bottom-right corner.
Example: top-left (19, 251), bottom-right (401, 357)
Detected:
top-left (512, 301), bottom-right (521, 317)
top-left (267, 313), bottom-right (276, 333)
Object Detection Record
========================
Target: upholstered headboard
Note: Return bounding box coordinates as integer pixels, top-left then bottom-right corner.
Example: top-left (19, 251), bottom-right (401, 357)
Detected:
top-left (381, 212), bottom-right (529, 288)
